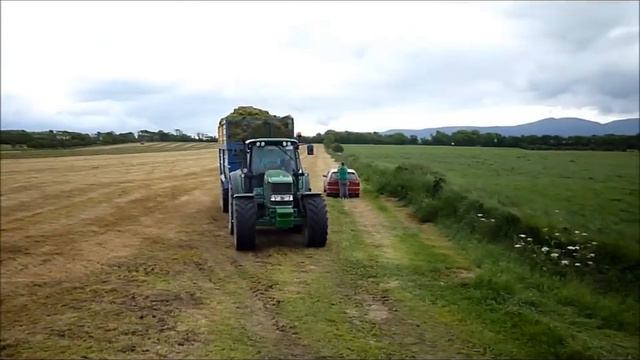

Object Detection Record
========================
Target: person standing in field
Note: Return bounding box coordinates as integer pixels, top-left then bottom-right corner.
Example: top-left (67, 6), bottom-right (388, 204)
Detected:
top-left (338, 162), bottom-right (349, 199)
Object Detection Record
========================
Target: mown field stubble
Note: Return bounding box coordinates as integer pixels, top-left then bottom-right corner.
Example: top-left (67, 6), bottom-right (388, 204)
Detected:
top-left (1, 143), bottom-right (638, 359)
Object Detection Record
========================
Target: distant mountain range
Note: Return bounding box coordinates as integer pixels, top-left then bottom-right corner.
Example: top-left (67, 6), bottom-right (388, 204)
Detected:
top-left (383, 117), bottom-right (640, 138)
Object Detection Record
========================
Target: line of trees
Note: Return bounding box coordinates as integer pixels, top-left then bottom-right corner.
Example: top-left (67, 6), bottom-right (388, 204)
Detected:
top-left (0, 129), bottom-right (217, 149)
top-left (3, 127), bottom-right (638, 151)
top-left (302, 130), bottom-right (640, 151)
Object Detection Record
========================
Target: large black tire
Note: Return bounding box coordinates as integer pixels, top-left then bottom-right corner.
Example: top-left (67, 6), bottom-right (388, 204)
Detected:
top-left (303, 196), bottom-right (328, 247)
top-left (228, 190), bottom-right (234, 235)
top-left (221, 187), bottom-right (229, 213)
top-left (233, 197), bottom-right (257, 251)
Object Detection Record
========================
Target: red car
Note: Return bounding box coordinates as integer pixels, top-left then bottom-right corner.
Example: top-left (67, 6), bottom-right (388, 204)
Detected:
top-left (323, 168), bottom-right (360, 198)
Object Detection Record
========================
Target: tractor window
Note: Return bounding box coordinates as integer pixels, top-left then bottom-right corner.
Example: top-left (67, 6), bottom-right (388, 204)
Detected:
top-left (348, 172), bottom-right (358, 181)
top-left (329, 172), bottom-right (337, 181)
top-left (250, 145), bottom-right (298, 175)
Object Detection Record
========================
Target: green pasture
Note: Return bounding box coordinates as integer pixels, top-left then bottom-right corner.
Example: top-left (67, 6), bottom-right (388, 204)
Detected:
top-left (343, 145), bottom-right (639, 261)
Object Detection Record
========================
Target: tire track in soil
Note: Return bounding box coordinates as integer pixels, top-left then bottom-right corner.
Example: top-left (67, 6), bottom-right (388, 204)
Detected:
top-left (300, 147), bottom-right (421, 355)
top-left (228, 254), bottom-right (312, 358)
top-left (311, 145), bottom-right (481, 358)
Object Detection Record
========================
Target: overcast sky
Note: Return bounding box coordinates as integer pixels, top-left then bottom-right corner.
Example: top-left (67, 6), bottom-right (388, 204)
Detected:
top-left (1, 1), bottom-right (638, 136)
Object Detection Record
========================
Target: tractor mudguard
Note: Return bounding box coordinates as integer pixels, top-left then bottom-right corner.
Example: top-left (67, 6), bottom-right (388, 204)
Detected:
top-left (229, 171), bottom-right (245, 194)
top-left (300, 192), bottom-right (323, 197)
top-left (299, 192), bottom-right (323, 214)
top-left (233, 193), bottom-right (254, 199)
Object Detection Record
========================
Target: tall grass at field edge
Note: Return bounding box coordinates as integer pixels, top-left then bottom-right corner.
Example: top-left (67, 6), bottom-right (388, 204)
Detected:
top-left (330, 150), bottom-right (640, 293)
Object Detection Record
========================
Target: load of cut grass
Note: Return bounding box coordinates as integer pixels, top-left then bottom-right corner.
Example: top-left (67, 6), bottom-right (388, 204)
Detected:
top-left (221, 106), bottom-right (294, 141)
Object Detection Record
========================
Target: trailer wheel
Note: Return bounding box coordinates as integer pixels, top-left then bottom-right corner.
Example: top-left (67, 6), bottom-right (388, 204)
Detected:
top-left (228, 191), bottom-right (234, 235)
top-left (233, 197), bottom-right (256, 251)
top-left (221, 187), bottom-right (229, 213)
top-left (303, 196), bottom-right (328, 247)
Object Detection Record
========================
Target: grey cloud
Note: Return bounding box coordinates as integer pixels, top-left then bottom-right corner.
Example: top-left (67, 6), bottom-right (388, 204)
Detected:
top-left (1, 93), bottom-right (114, 132)
top-left (3, 2), bottom-right (638, 134)
top-left (506, 2), bottom-right (639, 50)
top-left (315, 117), bottom-right (332, 126)
top-left (526, 63), bottom-right (639, 114)
top-left (372, 49), bottom-right (520, 106)
top-left (74, 80), bottom-right (171, 102)
top-left (1, 94), bottom-right (45, 130)
top-left (511, 2), bottom-right (639, 114)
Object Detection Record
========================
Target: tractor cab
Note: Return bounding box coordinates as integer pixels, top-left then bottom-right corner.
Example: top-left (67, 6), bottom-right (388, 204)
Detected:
top-left (247, 138), bottom-right (302, 177)
top-left (243, 138), bottom-right (304, 192)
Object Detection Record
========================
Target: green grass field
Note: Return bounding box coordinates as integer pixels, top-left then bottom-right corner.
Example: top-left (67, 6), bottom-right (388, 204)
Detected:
top-left (0, 142), bottom-right (215, 159)
top-left (342, 145), bottom-right (639, 264)
top-left (332, 145), bottom-right (639, 358)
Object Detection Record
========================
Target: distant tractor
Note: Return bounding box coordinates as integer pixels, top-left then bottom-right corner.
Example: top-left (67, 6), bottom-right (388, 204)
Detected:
top-left (218, 107), bottom-right (327, 251)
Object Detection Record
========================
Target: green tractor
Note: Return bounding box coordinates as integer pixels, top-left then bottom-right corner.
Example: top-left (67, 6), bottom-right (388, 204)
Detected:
top-left (226, 138), bottom-right (328, 250)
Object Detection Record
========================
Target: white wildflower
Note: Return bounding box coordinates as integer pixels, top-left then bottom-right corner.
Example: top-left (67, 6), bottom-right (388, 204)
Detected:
top-left (550, 253), bottom-right (559, 258)
top-left (574, 246), bottom-right (580, 250)
top-left (581, 232), bottom-right (588, 236)
top-left (543, 228), bottom-right (548, 231)
top-left (587, 253), bottom-right (596, 258)
top-left (541, 247), bottom-right (550, 252)
top-left (561, 260), bottom-right (569, 265)
top-left (587, 261), bottom-right (594, 265)
top-left (574, 263), bottom-right (581, 267)
top-left (518, 234), bottom-right (526, 238)
top-left (477, 213), bottom-right (484, 217)
top-left (554, 209), bottom-right (560, 213)
top-left (591, 241), bottom-right (598, 245)
top-left (514, 244), bottom-right (523, 248)
top-left (567, 246), bottom-right (575, 250)
top-left (574, 230), bottom-right (580, 234)
top-left (554, 232), bottom-right (560, 236)
top-left (526, 237), bottom-right (533, 241)
top-left (490, 219), bottom-right (496, 222)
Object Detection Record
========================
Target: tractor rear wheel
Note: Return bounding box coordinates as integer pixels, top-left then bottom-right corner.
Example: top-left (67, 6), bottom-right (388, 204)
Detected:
top-left (303, 196), bottom-right (328, 247)
top-left (221, 187), bottom-right (229, 213)
top-left (233, 197), bottom-right (257, 251)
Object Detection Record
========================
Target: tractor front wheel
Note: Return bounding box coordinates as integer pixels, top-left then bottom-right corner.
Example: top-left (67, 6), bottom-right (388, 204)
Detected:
top-left (233, 197), bottom-right (257, 251)
top-left (303, 196), bottom-right (328, 247)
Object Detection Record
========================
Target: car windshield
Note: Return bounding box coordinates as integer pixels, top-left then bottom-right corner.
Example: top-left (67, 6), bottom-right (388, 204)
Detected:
top-left (329, 172), bottom-right (358, 181)
top-left (250, 145), bottom-right (298, 174)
